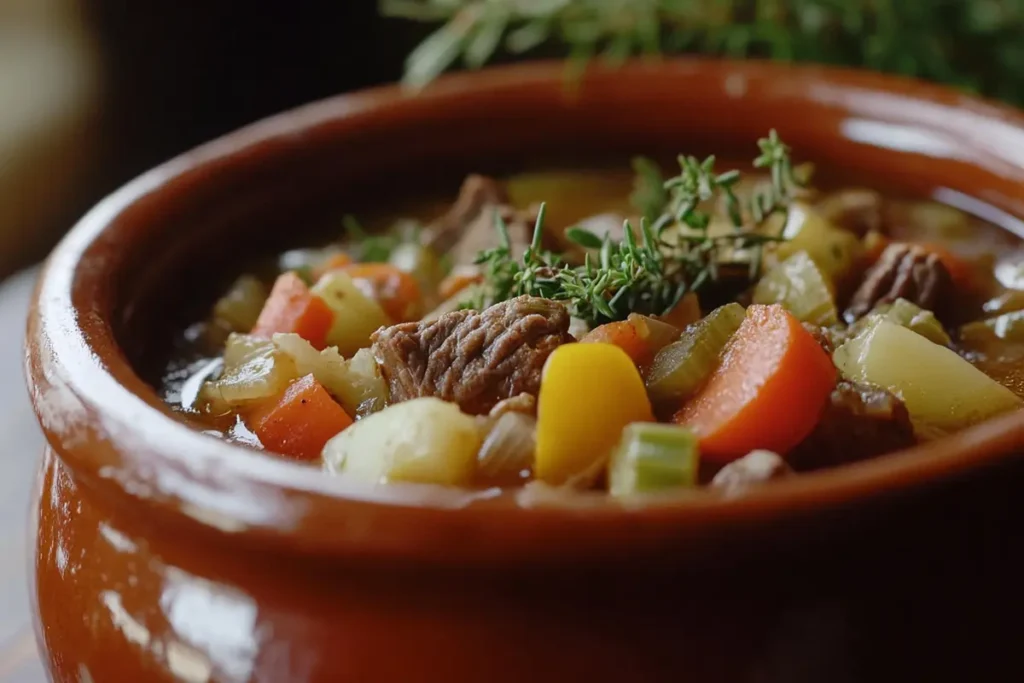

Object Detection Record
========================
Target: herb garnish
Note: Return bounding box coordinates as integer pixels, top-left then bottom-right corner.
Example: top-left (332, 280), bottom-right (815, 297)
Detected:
top-left (472, 130), bottom-right (806, 325)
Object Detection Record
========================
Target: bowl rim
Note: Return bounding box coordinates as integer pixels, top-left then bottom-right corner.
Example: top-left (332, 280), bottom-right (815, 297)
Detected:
top-left (26, 59), bottom-right (1024, 564)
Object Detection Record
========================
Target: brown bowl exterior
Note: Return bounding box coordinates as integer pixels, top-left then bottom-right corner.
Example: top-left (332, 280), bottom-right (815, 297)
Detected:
top-left (26, 61), bottom-right (1024, 682)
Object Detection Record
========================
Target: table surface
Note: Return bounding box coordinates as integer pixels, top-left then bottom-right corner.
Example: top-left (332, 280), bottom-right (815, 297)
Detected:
top-left (0, 268), bottom-right (47, 682)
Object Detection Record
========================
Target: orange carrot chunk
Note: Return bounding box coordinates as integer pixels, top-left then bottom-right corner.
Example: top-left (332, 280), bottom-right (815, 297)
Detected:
top-left (344, 263), bottom-right (423, 322)
top-left (581, 321), bottom-right (653, 367)
top-left (438, 269), bottom-right (483, 301)
top-left (251, 272), bottom-right (334, 349)
top-left (250, 374), bottom-right (353, 461)
top-left (674, 304), bottom-right (836, 464)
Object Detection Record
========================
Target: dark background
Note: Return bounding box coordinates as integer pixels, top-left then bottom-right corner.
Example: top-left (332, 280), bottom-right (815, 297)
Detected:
top-left (86, 1), bottom-right (422, 210)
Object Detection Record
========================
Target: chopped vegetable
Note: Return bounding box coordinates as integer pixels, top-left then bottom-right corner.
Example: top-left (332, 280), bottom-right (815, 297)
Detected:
top-left (278, 247), bottom-right (335, 284)
top-left (868, 298), bottom-right (951, 346)
top-left (344, 262), bottom-right (423, 323)
top-left (608, 423), bottom-right (699, 497)
top-left (389, 242), bottom-right (447, 296)
top-left (343, 348), bottom-right (390, 416)
top-left (251, 272), bottom-right (334, 349)
top-left (197, 334), bottom-right (298, 414)
top-left (833, 320), bottom-right (1022, 433)
top-left (581, 320), bottom-right (654, 366)
top-left (536, 343), bottom-right (653, 485)
top-left (628, 314), bottom-right (681, 355)
top-left (438, 267), bottom-right (483, 301)
top-left (658, 293), bottom-right (701, 329)
top-left (212, 275), bottom-right (268, 333)
top-left (753, 250), bottom-right (838, 326)
top-left (249, 374), bottom-right (353, 461)
top-left (960, 310), bottom-right (1024, 343)
top-left (645, 303), bottom-right (745, 403)
top-left (313, 252), bottom-right (353, 279)
top-left (773, 202), bottom-right (863, 284)
top-left (476, 412), bottom-right (536, 486)
top-left (322, 397), bottom-right (482, 485)
top-left (674, 305), bottom-right (836, 463)
top-left (312, 270), bottom-right (392, 356)
top-left (271, 333), bottom-right (388, 417)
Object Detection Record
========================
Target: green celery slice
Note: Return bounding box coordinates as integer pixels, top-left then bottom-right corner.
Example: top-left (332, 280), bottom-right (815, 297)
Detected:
top-left (645, 303), bottom-right (745, 403)
top-left (609, 423), bottom-right (700, 497)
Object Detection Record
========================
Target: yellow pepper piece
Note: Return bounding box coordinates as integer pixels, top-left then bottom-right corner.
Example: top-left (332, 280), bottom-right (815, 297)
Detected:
top-left (536, 342), bottom-right (654, 485)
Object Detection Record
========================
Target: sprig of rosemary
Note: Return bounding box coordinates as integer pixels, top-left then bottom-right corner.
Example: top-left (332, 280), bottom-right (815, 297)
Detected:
top-left (472, 130), bottom-right (805, 325)
top-left (382, 1), bottom-right (1024, 105)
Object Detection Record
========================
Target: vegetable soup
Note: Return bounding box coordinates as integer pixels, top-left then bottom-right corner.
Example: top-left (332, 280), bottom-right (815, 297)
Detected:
top-left (159, 132), bottom-right (1024, 497)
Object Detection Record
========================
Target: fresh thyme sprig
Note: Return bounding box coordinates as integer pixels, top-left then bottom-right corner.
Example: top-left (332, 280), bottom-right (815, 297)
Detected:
top-left (472, 130), bottom-right (805, 325)
top-left (382, 1), bottom-right (1024, 105)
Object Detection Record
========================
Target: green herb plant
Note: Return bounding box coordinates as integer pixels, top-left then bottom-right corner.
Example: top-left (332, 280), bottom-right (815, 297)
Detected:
top-left (472, 130), bottom-right (805, 325)
top-left (382, 0), bottom-right (1024, 105)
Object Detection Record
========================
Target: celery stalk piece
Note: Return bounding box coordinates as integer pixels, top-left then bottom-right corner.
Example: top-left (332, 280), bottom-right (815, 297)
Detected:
top-left (753, 250), bottom-right (838, 326)
top-left (645, 303), bottom-right (745, 403)
top-left (609, 423), bottom-right (700, 497)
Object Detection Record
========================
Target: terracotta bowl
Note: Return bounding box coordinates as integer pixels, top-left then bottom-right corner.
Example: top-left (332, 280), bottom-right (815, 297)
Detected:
top-left (26, 61), bottom-right (1024, 683)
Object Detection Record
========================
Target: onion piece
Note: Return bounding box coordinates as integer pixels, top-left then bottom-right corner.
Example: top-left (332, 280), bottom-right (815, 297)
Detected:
top-left (476, 411), bottom-right (536, 486)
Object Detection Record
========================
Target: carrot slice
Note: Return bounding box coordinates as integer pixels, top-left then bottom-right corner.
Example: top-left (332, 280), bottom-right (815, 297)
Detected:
top-left (344, 263), bottom-right (422, 322)
top-left (251, 272), bottom-right (334, 349)
top-left (659, 293), bottom-right (701, 329)
top-left (674, 304), bottom-right (836, 463)
top-left (249, 374), bottom-right (353, 461)
top-left (438, 269), bottom-right (483, 301)
top-left (581, 321), bottom-right (653, 367)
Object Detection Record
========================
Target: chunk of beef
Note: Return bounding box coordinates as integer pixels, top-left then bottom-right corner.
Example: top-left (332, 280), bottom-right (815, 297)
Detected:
top-left (425, 175), bottom-right (508, 255)
top-left (423, 174), bottom-right (542, 268)
top-left (449, 203), bottom-right (540, 268)
top-left (845, 243), bottom-right (951, 322)
top-left (711, 450), bottom-right (793, 496)
top-left (787, 380), bottom-right (916, 471)
top-left (371, 296), bottom-right (573, 415)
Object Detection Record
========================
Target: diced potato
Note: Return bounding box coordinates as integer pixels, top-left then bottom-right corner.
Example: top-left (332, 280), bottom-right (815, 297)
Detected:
top-left (212, 275), bottom-right (268, 333)
top-left (772, 202), bottom-right (864, 284)
top-left (865, 298), bottom-right (951, 346)
top-left (753, 250), bottom-right (838, 326)
top-left (197, 334), bottom-right (298, 414)
top-left (833, 321), bottom-right (1022, 433)
top-left (312, 271), bottom-right (392, 357)
top-left (322, 397), bottom-right (482, 485)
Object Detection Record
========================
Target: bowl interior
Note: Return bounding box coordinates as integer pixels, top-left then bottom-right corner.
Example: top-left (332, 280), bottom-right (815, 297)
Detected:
top-left (32, 60), bottom-right (1024, 564)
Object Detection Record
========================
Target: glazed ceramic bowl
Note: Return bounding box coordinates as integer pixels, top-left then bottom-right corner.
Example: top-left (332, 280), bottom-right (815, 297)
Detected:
top-left (26, 61), bottom-right (1024, 683)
